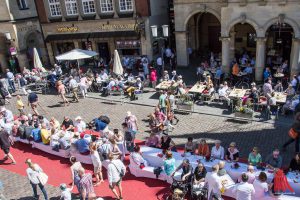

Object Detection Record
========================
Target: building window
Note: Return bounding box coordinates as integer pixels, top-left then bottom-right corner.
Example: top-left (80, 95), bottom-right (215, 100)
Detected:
top-left (119, 0), bottom-right (133, 12)
top-left (17, 0), bottom-right (28, 9)
top-left (100, 0), bottom-right (113, 13)
top-left (65, 0), bottom-right (78, 15)
top-left (82, 0), bottom-right (96, 14)
top-left (48, 0), bottom-right (62, 17)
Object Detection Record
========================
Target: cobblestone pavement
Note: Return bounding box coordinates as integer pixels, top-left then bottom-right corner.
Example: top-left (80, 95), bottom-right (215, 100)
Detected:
top-left (0, 90), bottom-right (294, 199)
top-left (0, 168), bottom-right (61, 200)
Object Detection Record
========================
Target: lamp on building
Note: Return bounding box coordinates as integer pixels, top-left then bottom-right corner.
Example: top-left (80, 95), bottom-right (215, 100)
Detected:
top-left (151, 25), bottom-right (170, 75)
top-left (4, 32), bottom-right (12, 41)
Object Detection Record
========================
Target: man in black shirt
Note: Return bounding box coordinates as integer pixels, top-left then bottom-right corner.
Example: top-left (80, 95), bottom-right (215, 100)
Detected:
top-left (61, 116), bottom-right (74, 131)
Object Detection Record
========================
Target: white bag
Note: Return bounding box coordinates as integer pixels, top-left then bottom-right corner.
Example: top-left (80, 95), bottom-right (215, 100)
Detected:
top-left (38, 172), bottom-right (48, 185)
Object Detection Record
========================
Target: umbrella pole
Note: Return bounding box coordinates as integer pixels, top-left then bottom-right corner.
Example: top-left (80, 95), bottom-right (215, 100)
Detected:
top-left (77, 59), bottom-right (81, 78)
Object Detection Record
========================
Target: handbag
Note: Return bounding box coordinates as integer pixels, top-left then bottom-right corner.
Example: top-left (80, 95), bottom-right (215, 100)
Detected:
top-left (112, 162), bottom-right (125, 178)
top-left (288, 128), bottom-right (298, 139)
top-left (37, 172), bottom-right (48, 185)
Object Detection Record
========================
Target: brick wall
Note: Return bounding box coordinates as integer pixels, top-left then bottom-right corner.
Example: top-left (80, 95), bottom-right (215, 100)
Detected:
top-left (34, 0), bottom-right (48, 23)
top-left (135, 0), bottom-right (150, 17)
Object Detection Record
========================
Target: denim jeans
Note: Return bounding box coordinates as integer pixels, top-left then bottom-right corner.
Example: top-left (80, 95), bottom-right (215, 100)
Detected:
top-left (8, 79), bottom-right (15, 93)
top-left (30, 182), bottom-right (48, 200)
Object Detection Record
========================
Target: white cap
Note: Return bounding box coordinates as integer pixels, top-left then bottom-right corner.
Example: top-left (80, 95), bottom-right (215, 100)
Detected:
top-left (0, 107), bottom-right (6, 112)
top-left (75, 116), bottom-right (82, 121)
top-left (127, 111), bottom-right (132, 117)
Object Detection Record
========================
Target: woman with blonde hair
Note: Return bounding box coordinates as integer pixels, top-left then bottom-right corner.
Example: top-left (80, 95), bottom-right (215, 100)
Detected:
top-left (56, 80), bottom-right (69, 106)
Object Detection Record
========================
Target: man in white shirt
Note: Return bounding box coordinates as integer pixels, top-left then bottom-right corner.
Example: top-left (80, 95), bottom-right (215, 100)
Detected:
top-left (156, 56), bottom-right (163, 78)
top-left (233, 173), bottom-right (255, 200)
top-left (6, 69), bottom-right (15, 93)
top-left (211, 140), bottom-right (225, 159)
top-left (205, 165), bottom-right (222, 199)
top-left (107, 153), bottom-right (126, 200)
top-left (100, 70), bottom-right (108, 81)
top-left (238, 165), bottom-right (256, 184)
top-left (69, 76), bottom-right (79, 102)
top-left (54, 64), bottom-right (62, 77)
top-left (0, 107), bottom-right (14, 123)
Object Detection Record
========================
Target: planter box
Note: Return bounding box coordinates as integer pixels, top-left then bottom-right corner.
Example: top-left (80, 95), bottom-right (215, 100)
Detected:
top-left (234, 112), bottom-right (253, 119)
top-left (176, 104), bottom-right (193, 111)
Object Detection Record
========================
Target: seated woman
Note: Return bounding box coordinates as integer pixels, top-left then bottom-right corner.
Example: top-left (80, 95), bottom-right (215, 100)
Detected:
top-left (225, 142), bottom-right (239, 162)
top-left (217, 161), bottom-right (227, 176)
top-left (184, 137), bottom-right (195, 154)
top-left (289, 152), bottom-right (300, 171)
top-left (163, 151), bottom-right (176, 176)
top-left (253, 172), bottom-right (269, 199)
top-left (131, 145), bottom-right (148, 167)
top-left (145, 132), bottom-right (160, 148)
top-left (285, 84), bottom-right (296, 100)
top-left (211, 140), bottom-right (224, 159)
top-left (193, 162), bottom-right (207, 187)
top-left (248, 147), bottom-right (262, 166)
top-left (160, 133), bottom-right (176, 152)
top-left (197, 139), bottom-right (210, 157)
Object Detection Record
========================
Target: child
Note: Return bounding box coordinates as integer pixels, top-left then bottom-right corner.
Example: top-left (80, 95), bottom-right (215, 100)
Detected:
top-left (16, 95), bottom-right (24, 115)
top-left (59, 183), bottom-right (72, 200)
top-left (90, 142), bottom-right (104, 186)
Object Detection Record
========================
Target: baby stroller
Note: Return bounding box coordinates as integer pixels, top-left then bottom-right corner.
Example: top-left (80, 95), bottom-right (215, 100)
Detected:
top-left (191, 183), bottom-right (208, 200)
top-left (167, 178), bottom-right (189, 200)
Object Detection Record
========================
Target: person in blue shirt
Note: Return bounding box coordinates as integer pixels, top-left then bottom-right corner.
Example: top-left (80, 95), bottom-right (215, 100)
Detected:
top-left (94, 118), bottom-right (107, 131)
top-left (215, 68), bottom-right (223, 79)
top-left (31, 123), bottom-right (41, 142)
top-left (263, 67), bottom-right (271, 81)
top-left (243, 63), bottom-right (253, 74)
top-left (75, 136), bottom-right (90, 154)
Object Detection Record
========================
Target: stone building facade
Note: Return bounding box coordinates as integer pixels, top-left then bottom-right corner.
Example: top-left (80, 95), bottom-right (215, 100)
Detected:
top-left (36, 0), bottom-right (169, 65)
top-left (174, 0), bottom-right (300, 81)
top-left (0, 0), bottom-right (46, 72)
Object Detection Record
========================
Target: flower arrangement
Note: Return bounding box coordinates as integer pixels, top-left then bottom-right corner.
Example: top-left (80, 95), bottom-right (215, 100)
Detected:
top-left (235, 106), bottom-right (254, 115)
top-left (177, 94), bottom-right (193, 106)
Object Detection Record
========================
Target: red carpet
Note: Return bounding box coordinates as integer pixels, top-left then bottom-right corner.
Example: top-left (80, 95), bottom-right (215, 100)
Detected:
top-left (0, 142), bottom-right (169, 200)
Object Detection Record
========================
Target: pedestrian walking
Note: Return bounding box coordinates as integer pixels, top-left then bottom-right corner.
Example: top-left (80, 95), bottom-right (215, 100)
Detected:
top-left (0, 79), bottom-right (9, 104)
top-left (69, 156), bottom-right (82, 192)
top-left (282, 113), bottom-right (300, 152)
top-left (0, 127), bottom-right (16, 164)
top-left (107, 153), bottom-right (126, 200)
top-left (25, 158), bottom-right (48, 200)
top-left (89, 142), bottom-right (104, 186)
top-left (69, 76), bottom-right (79, 102)
top-left (56, 80), bottom-right (70, 106)
top-left (6, 69), bottom-right (15, 93)
top-left (27, 90), bottom-right (39, 115)
top-left (78, 167), bottom-right (96, 200)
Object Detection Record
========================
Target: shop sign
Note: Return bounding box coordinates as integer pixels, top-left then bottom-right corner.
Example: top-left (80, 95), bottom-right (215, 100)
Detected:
top-left (18, 24), bottom-right (38, 32)
top-left (99, 24), bottom-right (135, 31)
top-left (57, 26), bottom-right (79, 32)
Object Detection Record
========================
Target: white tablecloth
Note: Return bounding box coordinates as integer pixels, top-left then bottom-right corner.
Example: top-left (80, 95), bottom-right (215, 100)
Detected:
top-left (140, 146), bottom-right (300, 197)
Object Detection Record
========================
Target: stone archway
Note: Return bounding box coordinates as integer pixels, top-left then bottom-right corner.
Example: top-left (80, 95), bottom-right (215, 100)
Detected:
top-left (185, 11), bottom-right (221, 65)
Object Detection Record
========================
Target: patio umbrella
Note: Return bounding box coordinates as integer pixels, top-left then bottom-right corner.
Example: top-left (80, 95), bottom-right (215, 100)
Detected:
top-left (113, 50), bottom-right (123, 76)
top-left (33, 47), bottom-right (46, 72)
top-left (55, 49), bottom-right (98, 61)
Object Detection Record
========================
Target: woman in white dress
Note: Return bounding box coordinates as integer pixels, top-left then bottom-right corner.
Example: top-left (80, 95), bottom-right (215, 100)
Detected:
top-left (130, 145), bottom-right (148, 167)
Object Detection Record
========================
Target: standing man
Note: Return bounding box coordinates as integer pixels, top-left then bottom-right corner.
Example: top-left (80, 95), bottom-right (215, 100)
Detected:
top-left (78, 167), bottom-right (96, 200)
top-left (233, 173), bottom-right (255, 200)
top-left (6, 69), bottom-right (15, 93)
top-left (156, 56), bottom-right (163, 79)
top-left (69, 76), bottom-right (79, 102)
top-left (159, 90), bottom-right (167, 114)
top-left (205, 164), bottom-right (222, 199)
top-left (27, 90), bottom-right (39, 115)
top-left (107, 153), bottom-right (126, 200)
top-left (0, 127), bottom-right (16, 164)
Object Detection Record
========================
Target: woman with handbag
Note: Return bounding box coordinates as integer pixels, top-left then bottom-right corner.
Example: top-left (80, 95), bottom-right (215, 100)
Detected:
top-left (25, 159), bottom-right (48, 200)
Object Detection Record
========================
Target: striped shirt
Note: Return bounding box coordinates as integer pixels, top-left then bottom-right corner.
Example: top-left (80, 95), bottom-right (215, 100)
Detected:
top-left (79, 173), bottom-right (94, 195)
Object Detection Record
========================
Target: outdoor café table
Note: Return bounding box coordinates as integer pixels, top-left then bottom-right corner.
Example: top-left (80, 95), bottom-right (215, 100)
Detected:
top-left (188, 82), bottom-right (206, 94)
top-left (140, 146), bottom-right (300, 196)
top-left (155, 81), bottom-right (178, 90)
top-left (228, 88), bottom-right (247, 99)
top-left (274, 92), bottom-right (287, 104)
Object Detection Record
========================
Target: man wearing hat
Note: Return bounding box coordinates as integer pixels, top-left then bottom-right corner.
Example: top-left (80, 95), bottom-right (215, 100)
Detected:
top-left (74, 116), bottom-right (86, 133)
top-left (0, 107), bottom-right (14, 123)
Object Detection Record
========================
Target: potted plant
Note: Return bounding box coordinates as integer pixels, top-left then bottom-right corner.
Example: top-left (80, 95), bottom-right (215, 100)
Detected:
top-left (234, 105), bottom-right (254, 119)
top-left (176, 94), bottom-right (194, 111)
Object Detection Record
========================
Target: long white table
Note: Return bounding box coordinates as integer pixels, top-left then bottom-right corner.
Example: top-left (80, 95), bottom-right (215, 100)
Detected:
top-left (140, 146), bottom-right (300, 197)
